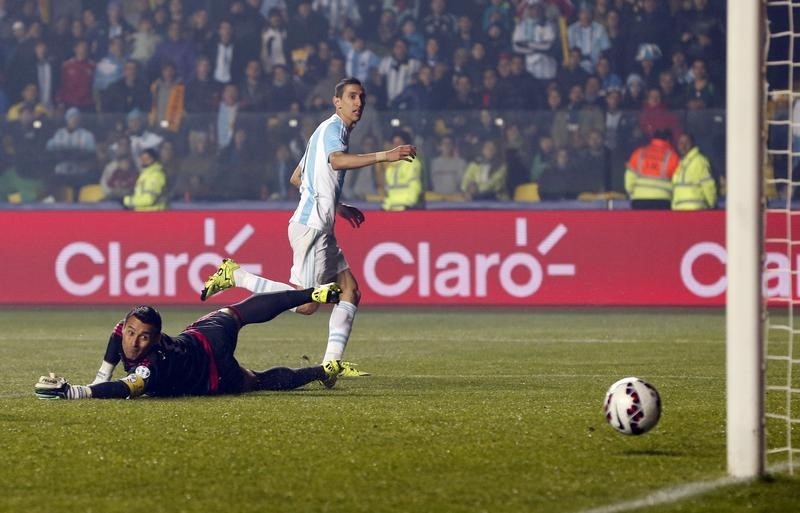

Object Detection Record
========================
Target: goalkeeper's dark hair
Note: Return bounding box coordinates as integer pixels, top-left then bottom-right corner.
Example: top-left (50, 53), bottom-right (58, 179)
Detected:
top-left (125, 305), bottom-right (162, 333)
top-left (334, 77), bottom-right (362, 98)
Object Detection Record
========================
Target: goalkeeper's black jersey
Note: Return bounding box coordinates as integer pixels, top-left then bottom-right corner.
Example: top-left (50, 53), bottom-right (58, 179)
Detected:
top-left (101, 320), bottom-right (213, 397)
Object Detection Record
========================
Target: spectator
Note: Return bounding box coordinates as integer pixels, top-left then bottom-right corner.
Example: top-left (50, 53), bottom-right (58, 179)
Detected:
top-left (422, 0), bottom-right (457, 51)
top-left (6, 83), bottom-right (49, 122)
top-left (56, 39), bottom-right (96, 111)
top-left (99, 134), bottom-right (138, 200)
top-left (46, 107), bottom-right (98, 195)
top-left (669, 47), bottom-right (692, 87)
top-left (483, 22), bottom-right (511, 63)
top-left (391, 65), bottom-right (438, 111)
top-left (123, 147), bottom-right (168, 210)
top-left (128, 16), bottom-right (160, 69)
top-left (4, 19), bottom-right (35, 100)
top-left (93, 36), bottom-right (126, 97)
top-left (626, 0), bottom-right (669, 70)
top-left (595, 55), bottom-right (622, 95)
top-left (534, 86), bottom-right (570, 149)
top-left (461, 138), bottom-right (508, 201)
top-left (105, 1), bottom-right (133, 44)
top-left (148, 60), bottom-right (184, 132)
top-left (123, 108), bottom-right (163, 168)
top-left (304, 54), bottom-right (346, 110)
top-left (379, 38), bottom-right (421, 105)
top-left (604, 9), bottom-right (627, 75)
top-left (5, 104), bottom-right (50, 185)
top-left (538, 148), bottom-right (582, 200)
top-left (184, 55), bottom-right (221, 116)
top-left (187, 8), bottom-right (214, 55)
top-left (381, 130), bottom-right (424, 211)
top-left (226, 0), bottom-right (263, 57)
top-left (453, 15), bottom-right (477, 51)
top-left (463, 42), bottom-right (490, 85)
top-left (172, 130), bottom-right (217, 201)
top-left (557, 48), bottom-right (589, 97)
top-left (625, 128), bottom-right (679, 210)
top-left (206, 20), bottom-right (246, 85)
top-left (567, 2), bottom-right (610, 73)
top-left (639, 87), bottom-right (682, 145)
top-left (622, 73), bottom-right (645, 109)
top-left (266, 64), bottom-right (301, 111)
top-left (564, 84), bottom-right (604, 148)
top-left (429, 134), bottom-right (466, 196)
top-left (400, 18), bottom-right (425, 60)
top-left (313, 0), bottom-right (361, 37)
top-left (151, 21), bottom-right (196, 83)
top-left (445, 74), bottom-right (477, 110)
top-left (370, 8), bottom-right (398, 51)
top-left (102, 59), bottom-right (150, 114)
top-left (477, 68), bottom-right (502, 109)
top-left (238, 59), bottom-right (268, 112)
top-left (633, 43), bottom-right (662, 90)
top-left (422, 36), bottom-right (444, 68)
top-left (260, 8), bottom-right (289, 73)
top-left (529, 135), bottom-right (556, 183)
top-left (217, 127), bottom-right (262, 199)
top-left (81, 8), bottom-right (108, 61)
top-left (658, 69), bottom-right (683, 110)
top-left (671, 132), bottom-right (716, 210)
top-left (344, 35), bottom-right (380, 83)
top-left (577, 129), bottom-right (611, 193)
top-left (216, 84), bottom-right (239, 151)
top-left (285, 0), bottom-right (328, 52)
top-left (482, 0), bottom-right (511, 33)
top-left (264, 142), bottom-right (296, 200)
top-left (602, 87), bottom-right (639, 192)
top-left (685, 58), bottom-right (717, 107)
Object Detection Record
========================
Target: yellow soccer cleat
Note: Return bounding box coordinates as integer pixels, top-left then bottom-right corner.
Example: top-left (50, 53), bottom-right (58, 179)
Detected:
top-left (339, 361), bottom-right (370, 378)
top-left (311, 282), bottom-right (342, 304)
top-left (200, 258), bottom-right (239, 301)
top-left (320, 359), bottom-right (343, 389)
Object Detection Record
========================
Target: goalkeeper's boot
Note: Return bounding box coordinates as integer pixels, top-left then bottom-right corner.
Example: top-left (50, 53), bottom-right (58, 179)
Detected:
top-left (320, 361), bottom-right (371, 388)
top-left (200, 258), bottom-right (239, 301)
top-left (311, 283), bottom-right (342, 304)
top-left (320, 360), bottom-right (343, 389)
top-left (34, 373), bottom-right (70, 399)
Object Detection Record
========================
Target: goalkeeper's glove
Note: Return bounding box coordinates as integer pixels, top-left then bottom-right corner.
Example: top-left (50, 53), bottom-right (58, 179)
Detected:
top-left (34, 373), bottom-right (92, 400)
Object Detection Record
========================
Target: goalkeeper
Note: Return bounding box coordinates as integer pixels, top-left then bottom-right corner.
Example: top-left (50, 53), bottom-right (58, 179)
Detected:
top-left (34, 284), bottom-right (359, 400)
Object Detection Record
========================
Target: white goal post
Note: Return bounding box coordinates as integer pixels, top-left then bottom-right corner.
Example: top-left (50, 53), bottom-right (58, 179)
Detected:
top-left (726, 0), bottom-right (764, 478)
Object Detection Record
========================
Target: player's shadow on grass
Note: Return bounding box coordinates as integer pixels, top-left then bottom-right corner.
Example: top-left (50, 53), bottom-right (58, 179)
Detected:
top-left (622, 449), bottom-right (685, 457)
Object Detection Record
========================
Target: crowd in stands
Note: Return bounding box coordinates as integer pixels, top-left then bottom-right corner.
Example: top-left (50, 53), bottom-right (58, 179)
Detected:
top-left (0, 0), bottom-right (727, 208)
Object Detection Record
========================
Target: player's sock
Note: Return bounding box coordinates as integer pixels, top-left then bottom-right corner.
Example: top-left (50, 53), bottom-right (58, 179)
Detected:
top-left (233, 289), bottom-right (314, 325)
top-left (323, 301), bottom-right (357, 362)
top-left (254, 366), bottom-right (325, 390)
top-left (234, 268), bottom-right (294, 294)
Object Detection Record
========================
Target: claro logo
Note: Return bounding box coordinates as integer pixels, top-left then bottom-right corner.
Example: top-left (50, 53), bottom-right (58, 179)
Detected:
top-left (680, 241), bottom-right (796, 298)
top-left (55, 219), bottom-right (262, 296)
top-left (363, 218), bottom-right (575, 298)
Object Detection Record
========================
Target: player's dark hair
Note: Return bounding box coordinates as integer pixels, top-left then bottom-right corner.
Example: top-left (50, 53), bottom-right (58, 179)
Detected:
top-left (126, 305), bottom-right (162, 333)
top-left (334, 77), bottom-right (362, 98)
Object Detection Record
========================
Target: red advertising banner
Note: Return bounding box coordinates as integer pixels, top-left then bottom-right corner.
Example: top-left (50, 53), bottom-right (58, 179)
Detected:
top-left (0, 210), bottom-right (795, 306)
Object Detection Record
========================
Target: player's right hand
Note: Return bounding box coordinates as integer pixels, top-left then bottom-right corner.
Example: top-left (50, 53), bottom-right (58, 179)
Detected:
top-left (34, 373), bottom-right (71, 400)
top-left (390, 144), bottom-right (417, 162)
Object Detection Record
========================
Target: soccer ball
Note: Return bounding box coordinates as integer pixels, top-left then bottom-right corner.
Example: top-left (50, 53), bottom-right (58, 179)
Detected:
top-left (603, 377), bottom-right (662, 435)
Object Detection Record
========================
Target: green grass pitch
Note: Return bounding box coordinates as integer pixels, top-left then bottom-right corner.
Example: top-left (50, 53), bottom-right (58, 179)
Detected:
top-left (1, 307), bottom-right (798, 513)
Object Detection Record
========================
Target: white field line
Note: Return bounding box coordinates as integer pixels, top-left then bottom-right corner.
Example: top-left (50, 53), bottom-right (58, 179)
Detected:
top-left (575, 462), bottom-right (796, 513)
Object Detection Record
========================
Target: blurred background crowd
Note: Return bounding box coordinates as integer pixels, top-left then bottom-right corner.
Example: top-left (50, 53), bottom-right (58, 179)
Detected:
top-left (0, 0), bottom-right (728, 208)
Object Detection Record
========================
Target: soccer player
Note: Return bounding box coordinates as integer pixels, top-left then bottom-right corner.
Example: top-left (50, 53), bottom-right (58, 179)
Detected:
top-left (34, 284), bottom-right (349, 400)
top-left (200, 77), bottom-right (416, 375)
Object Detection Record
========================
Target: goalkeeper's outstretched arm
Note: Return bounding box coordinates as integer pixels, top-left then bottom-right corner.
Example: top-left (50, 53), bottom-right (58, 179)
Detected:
top-left (35, 371), bottom-right (147, 400)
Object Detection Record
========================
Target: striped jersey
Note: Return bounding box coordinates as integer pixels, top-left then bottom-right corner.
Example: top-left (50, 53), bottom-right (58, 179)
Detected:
top-left (289, 113), bottom-right (350, 232)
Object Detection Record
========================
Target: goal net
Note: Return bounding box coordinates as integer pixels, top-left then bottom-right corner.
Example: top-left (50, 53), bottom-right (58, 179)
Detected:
top-left (764, 0), bottom-right (799, 476)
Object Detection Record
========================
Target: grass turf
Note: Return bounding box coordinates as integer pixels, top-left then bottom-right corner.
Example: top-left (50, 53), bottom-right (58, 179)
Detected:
top-left (0, 307), bottom-right (797, 513)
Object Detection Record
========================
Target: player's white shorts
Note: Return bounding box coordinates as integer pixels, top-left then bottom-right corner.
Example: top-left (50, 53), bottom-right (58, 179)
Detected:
top-left (288, 221), bottom-right (349, 287)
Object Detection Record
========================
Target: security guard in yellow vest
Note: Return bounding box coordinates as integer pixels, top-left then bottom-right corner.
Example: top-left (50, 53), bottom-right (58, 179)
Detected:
top-left (671, 133), bottom-right (717, 210)
top-left (624, 129), bottom-right (680, 209)
top-left (123, 148), bottom-right (168, 211)
top-left (382, 131), bottom-right (424, 211)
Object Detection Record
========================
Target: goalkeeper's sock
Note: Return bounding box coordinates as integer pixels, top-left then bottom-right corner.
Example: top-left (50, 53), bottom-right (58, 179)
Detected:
top-left (254, 366), bottom-right (324, 390)
top-left (231, 289), bottom-right (315, 325)
top-left (323, 301), bottom-right (357, 362)
top-left (67, 384), bottom-right (92, 400)
top-left (233, 269), bottom-right (300, 312)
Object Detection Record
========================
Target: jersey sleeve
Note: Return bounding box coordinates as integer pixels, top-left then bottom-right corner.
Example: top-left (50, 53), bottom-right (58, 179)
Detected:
top-left (103, 321), bottom-right (124, 365)
top-left (323, 122), bottom-right (347, 161)
top-left (89, 365), bottom-right (152, 399)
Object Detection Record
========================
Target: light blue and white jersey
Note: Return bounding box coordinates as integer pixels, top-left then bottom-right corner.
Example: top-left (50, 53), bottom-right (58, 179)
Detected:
top-left (289, 113), bottom-right (350, 232)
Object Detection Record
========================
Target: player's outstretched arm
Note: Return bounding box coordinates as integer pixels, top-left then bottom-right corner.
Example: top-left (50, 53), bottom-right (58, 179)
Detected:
top-left (329, 145), bottom-right (417, 171)
top-left (35, 372), bottom-right (146, 400)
